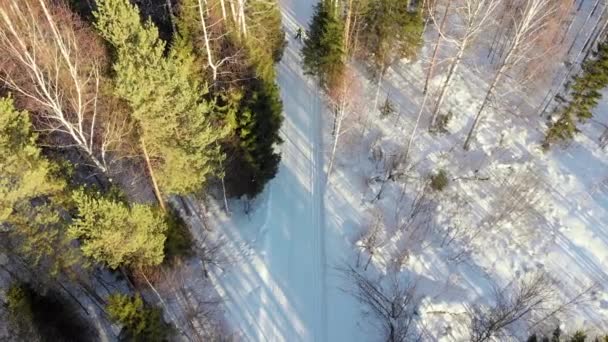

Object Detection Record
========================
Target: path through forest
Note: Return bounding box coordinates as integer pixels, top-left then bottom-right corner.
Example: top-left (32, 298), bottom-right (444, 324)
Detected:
top-left (207, 1), bottom-right (330, 340)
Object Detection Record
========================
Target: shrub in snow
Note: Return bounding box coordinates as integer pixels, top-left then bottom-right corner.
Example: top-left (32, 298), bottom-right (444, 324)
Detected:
top-left (435, 111), bottom-right (453, 134)
top-left (379, 96), bottom-right (396, 118)
top-left (430, 169), bottom-right (449, 192)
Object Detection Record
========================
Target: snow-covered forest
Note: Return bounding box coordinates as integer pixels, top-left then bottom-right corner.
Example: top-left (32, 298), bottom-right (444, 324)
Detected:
top-left (1, 0), bottom-right (608, 341)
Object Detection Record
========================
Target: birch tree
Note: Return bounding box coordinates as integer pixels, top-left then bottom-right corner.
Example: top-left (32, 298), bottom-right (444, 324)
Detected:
top-left (327, 67), bottom-right (361, 179)
top-left (405, 0), bottom-right (452, 163)
top-left (428, 0), bottom-right (500, 128)
top-left (463, 0), bottom-right (556, 150)
top-left (0, 0), bottom-right (125, 174)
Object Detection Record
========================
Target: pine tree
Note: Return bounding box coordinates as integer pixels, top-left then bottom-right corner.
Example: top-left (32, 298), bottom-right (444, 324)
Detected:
top-left (359, 0), bottom-right (424, 78)
top-left (69, 190), bottom-right (167, 269)
top-left (106, 293), bottom-right (169, 342)
top-left (302, 0), bottom-right (346, 89)
top-left (0, 97), bottom-right (77, 273)
top-left (94, 0), bottom-right (228, 200)
top-left (544, 41), bottom-right (608, 148)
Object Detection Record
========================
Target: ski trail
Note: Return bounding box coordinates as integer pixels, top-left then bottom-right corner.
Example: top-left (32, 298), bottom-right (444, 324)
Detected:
top-left (310, 81), bottom-right (327, 342)
top-left (208, 1), bottom-right (329, 340)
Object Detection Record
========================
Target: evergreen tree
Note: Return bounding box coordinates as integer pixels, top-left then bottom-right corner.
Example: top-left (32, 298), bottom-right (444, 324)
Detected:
top-left (302, 0), bottom-right (346, 89)
top-left (229, 80), bottom-right (284, 197)
top-left (245, 0), bottom-right (287, 82)
top-left (69, 190), bottom-right (167, 269)
top-left (359, 0), bottom-right (424, 78)
top-left (553, 327), bottom-right (563, 342)
top-left (570, 331), bottom-right (587, 342)
top-left (170, 0), bottom-right (285, 198)
top-left (106, 293), bottom-right (169, 342)
top-left (544, 41), bottom-right (608, 148)
top-left (94, 0), bottom-right (228, 198)
top-left (6, 284), bottom-right (37, 340)
top-left (231, 0), bottom-right (285, 197)
top-left (0, 97), bottom-right (77, 273)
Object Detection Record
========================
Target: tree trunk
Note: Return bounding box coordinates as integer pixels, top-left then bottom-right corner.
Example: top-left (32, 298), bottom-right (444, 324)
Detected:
top-left (567, 0), bottom-right (601, 56)
top-left (166, 0), bottom-right (176, 33)
top-left (141, 269), bottom-right (192, 341)
top-left (463, 65), bottom-right (504, 150)
top-left (140, 137), bottom-right (166, 212)
top-left (429, 37), bottom-right (468, 128)
top-left (424, 0), bottom-right (451, 95)
top-left (364, 253), bottom-right (373, 270)
top-left (327, 105), bottom-right (345, 179)
top-left (539, 11), bottom-right (608, 116)
top-left (198, 0), bottom-right (218, 81)
top-left (405, 88), bottom-right (429, 163)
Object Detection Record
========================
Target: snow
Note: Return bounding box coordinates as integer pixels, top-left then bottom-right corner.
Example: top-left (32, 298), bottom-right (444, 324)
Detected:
top-left (204, 2), bottom-right (338, 341)
top-left (202, 0), bottom-right (608, 341)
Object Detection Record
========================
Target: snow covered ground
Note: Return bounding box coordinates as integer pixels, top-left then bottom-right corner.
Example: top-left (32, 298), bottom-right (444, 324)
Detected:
top-left (204, 1), bottom-right (346, 341)
top-left (203, 0), bottom-right (608, 341)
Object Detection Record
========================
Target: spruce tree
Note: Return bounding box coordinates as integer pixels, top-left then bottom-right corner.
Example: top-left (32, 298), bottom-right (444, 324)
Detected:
top-left (94, 0), bottom-right (228, 198)
top-left (302, 0), bottom-right (346, 89)
top-left (69, 190), bottom-right (167, 269)
top-left (544, 41), bottom-right (608, 148)
top-left (0, 97), bottom-right (77, 273)
top-left (171, 0), bottom-right (285, 198)
top-left (230, 80), bottom-right (284, 197)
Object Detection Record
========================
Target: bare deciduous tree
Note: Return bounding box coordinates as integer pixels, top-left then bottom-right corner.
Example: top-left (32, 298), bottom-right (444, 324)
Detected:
top-left (463, 0), bottom-right (557, 150)
top-left (327, 66), bottom-right (362, 179)
top-left (485, 167), bottom-right (545, 233)
top-left (429, 0), bottom-right (500, 128)
top-left (341, 265), bottom-right (422, 342)
top-left (467, 272), bottom-right (557, 342)
top-left (356, 211), bottom-right (385, 270)
top-left (0, 0), bottom-right (127, 174)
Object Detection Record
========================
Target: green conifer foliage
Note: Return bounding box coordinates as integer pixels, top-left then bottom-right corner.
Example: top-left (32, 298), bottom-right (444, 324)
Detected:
top-left (232, 80), bottom-right (284, 197)
top-left (94, 0), bottom-right (227, 196)
top-left (0, 97), bottom-right (77, 273)
top-left (245, 0), bottom-right (287, 82)
top-left (359, 0), bottom-right (424, 77)
top-left (0, 97), bottom-right (64, 221)
top-left (544, 41), bottom-right (608, 148)
top-left (69, 190), bottom-right (167, 269)
top-left (106, 293), bottom-right (169, 342)
top-left (302, 0), bottom-right (346, 89)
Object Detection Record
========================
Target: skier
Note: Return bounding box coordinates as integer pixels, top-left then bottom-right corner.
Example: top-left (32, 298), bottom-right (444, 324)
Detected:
top-left (294, 27), bottom-right (303, 41)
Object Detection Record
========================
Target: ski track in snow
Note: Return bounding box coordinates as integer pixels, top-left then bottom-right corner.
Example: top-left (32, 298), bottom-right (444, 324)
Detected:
top-left (208, 1), bottom-right (330, 341)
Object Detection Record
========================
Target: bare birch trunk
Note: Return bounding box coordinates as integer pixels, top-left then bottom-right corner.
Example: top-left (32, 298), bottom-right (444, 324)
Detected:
top-left (463, 68), bottom-right (503, 150)
top-left (429, 39), bottom-right (467, 127)
top-left (424, 0), bottom-right (452, 95)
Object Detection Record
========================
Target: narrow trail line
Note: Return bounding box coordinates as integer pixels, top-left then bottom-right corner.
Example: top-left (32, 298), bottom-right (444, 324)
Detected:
top-left (204, 1), bottom-right (330, 340)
